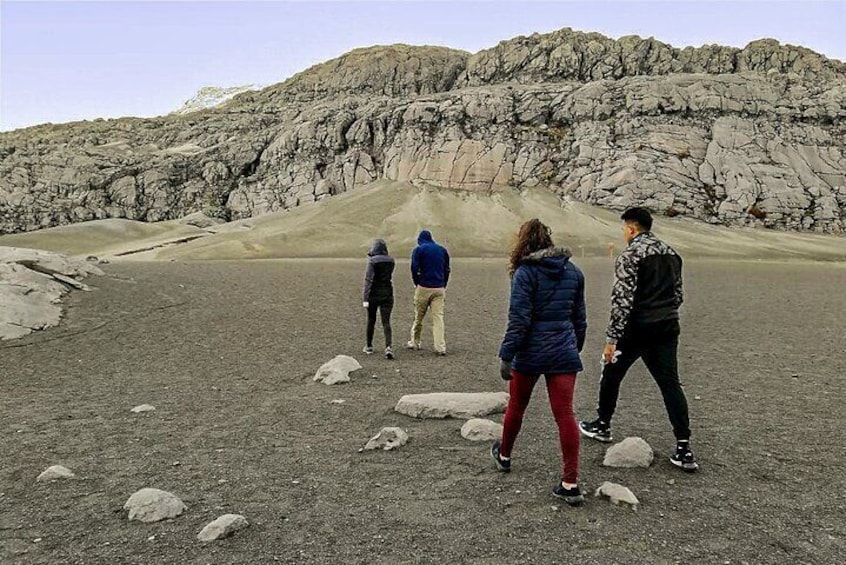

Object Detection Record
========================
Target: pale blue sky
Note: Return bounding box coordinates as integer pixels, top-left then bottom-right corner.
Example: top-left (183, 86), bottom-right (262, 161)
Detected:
top-left (1, 1), bottom-right (844, 131)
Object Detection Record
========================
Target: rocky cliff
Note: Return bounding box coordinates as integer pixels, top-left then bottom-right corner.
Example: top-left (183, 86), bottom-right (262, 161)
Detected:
top-left (1, 28), bottom-right (844, 235)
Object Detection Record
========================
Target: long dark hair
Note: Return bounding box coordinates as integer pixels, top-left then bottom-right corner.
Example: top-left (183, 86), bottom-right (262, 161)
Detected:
top-left (509, 219), bottom-right (553, 276)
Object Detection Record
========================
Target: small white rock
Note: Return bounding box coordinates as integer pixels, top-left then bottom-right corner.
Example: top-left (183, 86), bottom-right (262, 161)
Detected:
top-left (313, 355), bottom-right (361, 385)
top-left (130, 404), bottom-right (156, 413)
top-left (361, 427), bottom-right (409, 451)
top-left (603, 437), bottom-right (654, 468)
top-left (460, 419), bottom-right (503, 441)
top-left (36, 465), bottom-right (75, 482)
top-left (594, 481), bottom-right (639, 509)
top-left (124, 488), bottom-right (186, 523)
top-left (197, 514), bottom-right (249, 542)
top-left (330, 399), bottom-right (346, 405)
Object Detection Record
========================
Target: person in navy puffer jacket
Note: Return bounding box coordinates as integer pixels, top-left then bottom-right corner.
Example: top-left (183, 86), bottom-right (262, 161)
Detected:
top-left (491, 219), bottom-right (587, 506)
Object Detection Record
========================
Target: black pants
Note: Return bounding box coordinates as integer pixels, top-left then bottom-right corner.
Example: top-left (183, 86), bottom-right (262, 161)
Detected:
top-left (597, 320), bottom-right (691, 440)
top-left (366, 302), bottom-right (393, 348)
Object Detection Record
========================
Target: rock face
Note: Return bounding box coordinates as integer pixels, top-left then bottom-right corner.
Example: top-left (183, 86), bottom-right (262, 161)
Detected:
top-left (361, 427), bottom-right (409, 451)
top-left (460, 418), bottom-right (503, 441)
top-left (124, 488), bottom-right (186, 523)
top-left (313, 355), bottom-right (362, 385)
top-left (197, 514), bottom-right (249, 542)
top-left (395, 392), bottom-right (508, 419)
top-left (0, 247), bottom-right (103, 340)
top-left (36, 465), bottom-right (75, 481)
top-left (603, 437), bottom-right (654, 468)
top-left (1, 29), bottom-right (844, 234)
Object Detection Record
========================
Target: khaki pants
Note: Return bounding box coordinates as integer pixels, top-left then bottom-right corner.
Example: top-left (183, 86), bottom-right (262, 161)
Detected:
top-left (410, 286), bottom-right (446, 353)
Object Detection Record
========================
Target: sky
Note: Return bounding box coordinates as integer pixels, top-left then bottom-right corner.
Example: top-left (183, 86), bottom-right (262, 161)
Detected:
top-left (1, 1), bottom-right (844, 131)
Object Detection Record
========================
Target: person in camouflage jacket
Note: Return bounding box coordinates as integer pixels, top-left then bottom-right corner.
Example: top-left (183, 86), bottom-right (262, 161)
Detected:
top-left (580, 207), bottom-right (699, 473)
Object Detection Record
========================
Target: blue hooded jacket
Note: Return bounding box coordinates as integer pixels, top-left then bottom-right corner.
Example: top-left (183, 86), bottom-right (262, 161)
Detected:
top-left (499, 247), bottom-right (586, 375)
top-left (411, 230), bottom-right (450, 288)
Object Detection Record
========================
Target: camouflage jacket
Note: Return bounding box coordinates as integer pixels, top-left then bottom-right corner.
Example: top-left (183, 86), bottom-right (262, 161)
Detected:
top-left (606, 231), bottom-right (684, 344)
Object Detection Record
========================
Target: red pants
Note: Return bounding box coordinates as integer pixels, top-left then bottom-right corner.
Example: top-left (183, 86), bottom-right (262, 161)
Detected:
top-left (500, 370), bottom-right (580, 484)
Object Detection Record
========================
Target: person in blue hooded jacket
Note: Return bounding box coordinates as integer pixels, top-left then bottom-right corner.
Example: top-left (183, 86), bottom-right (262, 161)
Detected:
top-left (490, 219), bottom-right (587, 506)
top-left (407, 229), bottom-right (451, 355)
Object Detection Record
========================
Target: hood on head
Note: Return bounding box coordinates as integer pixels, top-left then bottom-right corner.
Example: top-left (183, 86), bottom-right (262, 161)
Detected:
top-left (521, 246), bottom-right (573, 278)
top-left (368, 238), bottom-right (388, 256)
top-left (417, 230), bottom-right (433, 245)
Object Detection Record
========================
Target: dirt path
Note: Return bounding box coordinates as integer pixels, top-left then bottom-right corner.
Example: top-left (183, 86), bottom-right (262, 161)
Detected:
top-left (1, 259), bottom-right (844, 564)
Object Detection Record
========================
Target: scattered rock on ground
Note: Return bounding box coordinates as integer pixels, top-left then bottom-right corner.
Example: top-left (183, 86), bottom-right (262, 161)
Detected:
top-left (197, 514), bottom-right (249, 542)
top-left (360, 427), bottom-right (409, 451)
top-left (313, 355), bottom-right (362, 385)
top-left (36, 465), bottom-right (75, 482)
top-left (124, 488), bottom-right (186, 523)
top-left (460, 418), bottom-right (503, 441)
top-left (603, 437), bottom-right (654, 468)
top-left (595, 481), bottom-right (639, 509)
top-left (395, 392), bottom-right (509, 419)
top-left (130, 404), bottom-right (156, 413)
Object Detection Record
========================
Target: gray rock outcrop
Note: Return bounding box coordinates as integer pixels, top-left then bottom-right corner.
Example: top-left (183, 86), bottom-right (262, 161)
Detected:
top-left (1, 29), bottom-right (844, 234)
top-left (0, 247), bottom-right (102, 340)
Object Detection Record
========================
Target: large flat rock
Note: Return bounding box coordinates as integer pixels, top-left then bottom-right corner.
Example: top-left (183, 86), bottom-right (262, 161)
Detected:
top-left (395, 392), bottom-right (508, 419)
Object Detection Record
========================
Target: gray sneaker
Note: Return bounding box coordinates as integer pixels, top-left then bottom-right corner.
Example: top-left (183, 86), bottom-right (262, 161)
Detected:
top-left (385, 346), bottom-right (394, 360)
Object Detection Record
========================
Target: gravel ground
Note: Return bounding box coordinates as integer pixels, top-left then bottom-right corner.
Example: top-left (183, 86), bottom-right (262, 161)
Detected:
top-left (1, 258), bottom-right (844, 564)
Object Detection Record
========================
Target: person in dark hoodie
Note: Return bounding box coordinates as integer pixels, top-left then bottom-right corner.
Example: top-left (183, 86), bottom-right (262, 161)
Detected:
top-left (491, 219), bottom-right (587, 506)
top-left (362, 239), bottom-right (395, 359)
top-left (408, 229), bottom-right (451, 355)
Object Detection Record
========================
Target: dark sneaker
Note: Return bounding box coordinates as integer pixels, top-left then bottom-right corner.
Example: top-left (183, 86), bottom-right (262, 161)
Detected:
top-left (552, 483), bottom-right (585, 506)
top-left (362, 346), bottom-right (374, 355)
top-left (384, 346), bottom-right (394, 360)
top-left (579, 419), bottom-right (613, 443)
top-left (670, 446), bottom-right (699, 473)
top-left (490, 440), bottom-right (511, 472)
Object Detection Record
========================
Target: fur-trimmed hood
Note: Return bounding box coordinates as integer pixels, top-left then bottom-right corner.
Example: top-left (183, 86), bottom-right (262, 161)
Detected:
top-left (519, 246), bottom-right (573, 279)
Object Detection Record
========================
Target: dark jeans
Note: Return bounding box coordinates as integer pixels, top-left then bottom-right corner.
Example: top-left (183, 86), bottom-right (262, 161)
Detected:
top-left (597, 320), bottom-right (691, 440)
top-left (366, 302), bottom-right (393, 348)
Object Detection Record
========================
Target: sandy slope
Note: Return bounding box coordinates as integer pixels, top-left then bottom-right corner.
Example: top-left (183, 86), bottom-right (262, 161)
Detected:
top-left (2, 181), bottom-right (845, 260)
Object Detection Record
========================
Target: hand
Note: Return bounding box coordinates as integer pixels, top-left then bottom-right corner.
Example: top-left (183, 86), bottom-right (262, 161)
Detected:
top-left (499, 359), bottom-right (513, 381)
top-left (603, 343), bottom-right (617, 365)
top-left (362, 302), bottom-right (369, 308)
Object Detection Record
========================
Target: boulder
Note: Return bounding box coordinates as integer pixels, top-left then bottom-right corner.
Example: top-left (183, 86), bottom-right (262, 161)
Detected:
top-left (594, 481), bottom-right (639, 509)
top-left (460, 418), bottom-right (503, 441)
top-left (124, 488), bottom-right (186, 523)
top-left (603, 437), bottom-right (654, 468)
top-left (313, 355), bottom-right (361, 385)
top-left (197, 514), bottom-right (249, 542)
top-left (395, 392), bottom-right (508, 419)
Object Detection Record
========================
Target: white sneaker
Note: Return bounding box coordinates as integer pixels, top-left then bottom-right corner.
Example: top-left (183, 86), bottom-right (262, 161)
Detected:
top-left (363, 346), bottom-right (374, 355)
top-left (405, 340), bottom-right (420, 350)
top-left (385, 347), bottom-right (394, 360)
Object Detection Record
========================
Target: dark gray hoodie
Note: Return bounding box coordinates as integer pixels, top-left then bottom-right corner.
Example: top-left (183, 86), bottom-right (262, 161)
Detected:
top-left (363, 239), bottom-right (395, 304)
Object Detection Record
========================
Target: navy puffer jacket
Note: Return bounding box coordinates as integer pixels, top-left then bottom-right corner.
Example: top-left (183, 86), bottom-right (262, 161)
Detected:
top-left (499, 247), bottom-right (587, 375)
